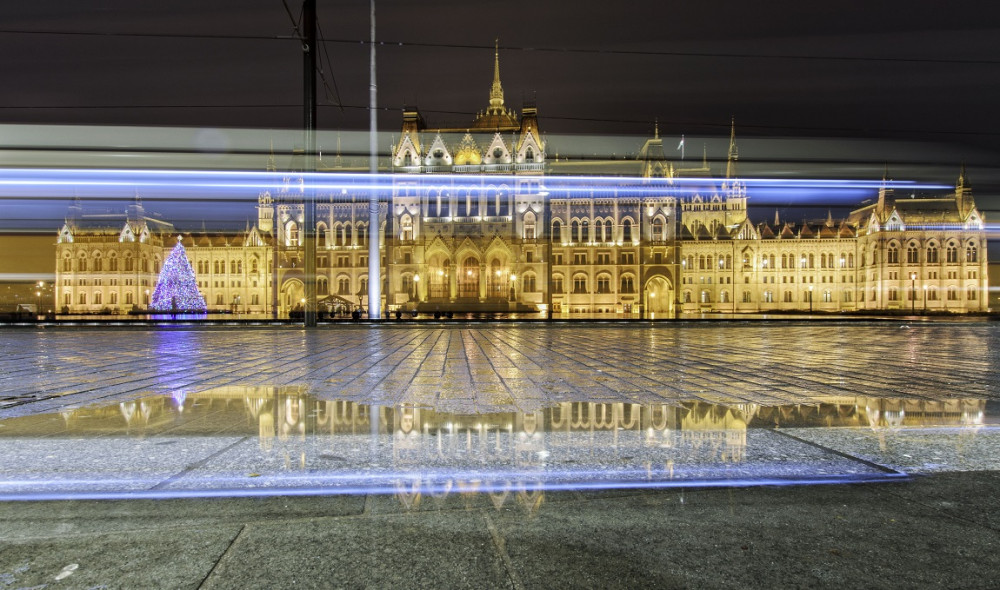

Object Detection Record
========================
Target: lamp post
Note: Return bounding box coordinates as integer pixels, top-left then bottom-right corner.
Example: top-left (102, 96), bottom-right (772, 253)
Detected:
top-left (808, 285), bottom-right (813, 313)
top-left (910, 272), bottom-right (916, 314)
top-left (412, 273), bottom-right (420, 302)
top-left (923, 285), bottom-right (927, 313)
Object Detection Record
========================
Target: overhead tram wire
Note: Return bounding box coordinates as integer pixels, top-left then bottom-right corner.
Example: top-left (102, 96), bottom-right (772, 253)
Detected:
top-left (0, 28), bottom-right (997, 66)
top-left (316, 21), bottom-right (344, 111)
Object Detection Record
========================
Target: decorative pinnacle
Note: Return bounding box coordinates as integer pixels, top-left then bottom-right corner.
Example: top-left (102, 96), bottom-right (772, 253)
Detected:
top-left (489, 37), bottom-right (505, 112)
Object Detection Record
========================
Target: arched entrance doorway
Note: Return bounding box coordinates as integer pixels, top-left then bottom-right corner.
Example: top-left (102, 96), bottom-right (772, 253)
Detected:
top-left (281, 279), bottom-right (304, 317)
top-left (459, 256), bottom-right (480, 299)
top-left (644, 276), bottom-right (674, 318)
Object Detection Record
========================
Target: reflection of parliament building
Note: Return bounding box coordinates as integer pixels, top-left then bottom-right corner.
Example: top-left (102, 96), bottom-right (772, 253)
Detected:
top-left (55, 47), bottom-right (988, 316)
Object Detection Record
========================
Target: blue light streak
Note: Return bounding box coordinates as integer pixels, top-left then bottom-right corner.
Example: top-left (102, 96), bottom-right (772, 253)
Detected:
top-left (0, 471), bottom-right (909, 502)
top-left (0, 167), bottom-right (951, 199)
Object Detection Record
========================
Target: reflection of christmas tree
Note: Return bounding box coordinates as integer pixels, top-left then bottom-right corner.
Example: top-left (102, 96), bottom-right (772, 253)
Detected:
top-left (150, 238), bottom-right (207, 312)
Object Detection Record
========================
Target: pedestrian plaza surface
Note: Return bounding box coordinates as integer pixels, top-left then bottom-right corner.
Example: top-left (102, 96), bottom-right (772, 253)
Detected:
top-left (1, 321), bottom-right (1000, 588)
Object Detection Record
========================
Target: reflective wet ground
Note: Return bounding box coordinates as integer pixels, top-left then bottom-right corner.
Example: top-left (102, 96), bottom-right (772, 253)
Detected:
top-left (1, 322), bottom-right (998, 501)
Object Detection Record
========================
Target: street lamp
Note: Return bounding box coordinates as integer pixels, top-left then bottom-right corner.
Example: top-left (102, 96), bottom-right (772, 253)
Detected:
top-left (910, 272), bottom-right (917, 314)
top-left (923, 285), bottom-right (927, 313)
top-left (412, 274), bottom-right (420, 301)
top-left (808, 285), bottom-right (813, 313)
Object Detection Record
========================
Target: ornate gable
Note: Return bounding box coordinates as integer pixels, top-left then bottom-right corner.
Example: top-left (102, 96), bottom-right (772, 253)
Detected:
top-left (483, 133), bottom-right (512, 165)
top-left (735, 219), bottom-right (758, 240)
top-left (424, 134), bottom-right (453, 167)
top-left (57, 223), bottom-right (74, 244)
top-left (454, 134), bottom-right (482, 166)
top-left (515, 126), bottom-right (545, 164)
top-left (394, 134), bottom-right (421, 167)
top-left (884, 209), bottom-right (905, 231)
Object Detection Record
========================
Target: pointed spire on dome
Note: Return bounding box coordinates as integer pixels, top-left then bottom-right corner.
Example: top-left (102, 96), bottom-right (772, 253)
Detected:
top-left (266, 139), bottom-right (276, 172)
top-left (877, 164), bottom-right (893, 216)
top-left (725, 117), bottom-right (738, 179)
top-left (654, 118), bottom-right (659, 139)
top-left (489, 37), bottom-right (505, 113)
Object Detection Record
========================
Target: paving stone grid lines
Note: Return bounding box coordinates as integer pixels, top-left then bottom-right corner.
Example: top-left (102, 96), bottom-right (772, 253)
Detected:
top-left (0, 322), bottom-right (997, 418)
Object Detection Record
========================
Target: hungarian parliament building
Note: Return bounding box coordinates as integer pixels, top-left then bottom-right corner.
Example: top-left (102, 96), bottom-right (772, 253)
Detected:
top-left (55, 48), bottom-right (988, 317)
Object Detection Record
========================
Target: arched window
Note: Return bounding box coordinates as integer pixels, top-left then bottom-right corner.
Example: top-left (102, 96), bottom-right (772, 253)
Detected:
top-left (622, 219), bottom-right (633, 242)
top-left (701, 290), bottom-right (711, 303)
top-left (720, 290), bottom-right (729, 303)
top-left (927, 245), bottom-right (939, 264)
top-left (338, 277), bottom-right (350, 295)
top-left (651, 217), bottom-right (665, 241)
top-left (907, 244), bottom-right (919, 264)
top-left (763, 291), bottom-right (773, 303)
top-left (573, 274), bottom-right (588, 293)
top-left (523, 211), bottom-right (536, 240)
top-left (570, 220), bottom-right (580, 243)
top-left (581, 219), bottom-right (589, 243)
top-left (525, 147), bottom-right (534, 162)
top-left (968, 286), bottom-right (978, 300)
top-left (552, 219), bottom-right (562, 241)
top-left (620, 276), bottom-right (635, 293)
top-left (317, 277), bottom-right (328, 295)
top-left (287, 221), bottom-right (299, 247)
top-left (966, 244), bottom-right (978, 263)
top-left (523, 273), bottom-right (537, 292)
top-left (946, 243), bottom-right (957, 263)
top-left (596, 274), bottom-right (611, 294)
top-left (400, 214), bottom-right (413, 241)
top-left (887, 245), bottom-right (899, 264)
top-left (317, 223), bottom-right (328, 248)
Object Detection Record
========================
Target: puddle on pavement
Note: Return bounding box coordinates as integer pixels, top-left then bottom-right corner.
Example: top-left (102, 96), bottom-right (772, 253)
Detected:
top-left (0, 387), bottom-right (996, 505)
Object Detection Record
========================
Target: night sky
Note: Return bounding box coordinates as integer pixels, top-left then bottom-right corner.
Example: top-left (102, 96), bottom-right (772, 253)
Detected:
top-left (1, 1), bottom-right (998, 222)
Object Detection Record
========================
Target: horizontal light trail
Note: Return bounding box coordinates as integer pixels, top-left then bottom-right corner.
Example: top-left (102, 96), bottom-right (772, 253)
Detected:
top-left (0, 167), bottom-right (950, 196)
top-left (0, 471), bottom-right (909, 502)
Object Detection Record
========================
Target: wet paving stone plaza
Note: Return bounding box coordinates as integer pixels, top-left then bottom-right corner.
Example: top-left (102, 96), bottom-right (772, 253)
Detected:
top-left (2, 321), bottom-right (998, 415)
top-left (2, 320), bottom-right (1000, 588)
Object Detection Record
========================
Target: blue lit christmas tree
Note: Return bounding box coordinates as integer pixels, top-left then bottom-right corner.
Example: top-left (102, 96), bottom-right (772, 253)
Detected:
top-left (150, 237), bottom-right (207, 312)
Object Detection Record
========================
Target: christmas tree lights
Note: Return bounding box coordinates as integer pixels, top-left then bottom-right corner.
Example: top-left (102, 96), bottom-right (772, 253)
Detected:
top-left (150, 238), bottom-right (207, 312)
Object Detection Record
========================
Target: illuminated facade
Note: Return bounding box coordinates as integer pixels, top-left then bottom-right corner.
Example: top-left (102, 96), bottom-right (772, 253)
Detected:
top-left (55, 47), bottom-right (988, 316)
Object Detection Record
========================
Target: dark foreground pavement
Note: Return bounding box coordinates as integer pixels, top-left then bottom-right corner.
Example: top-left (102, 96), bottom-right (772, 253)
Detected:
top-left (2, 471), bottom-right (999, 589)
